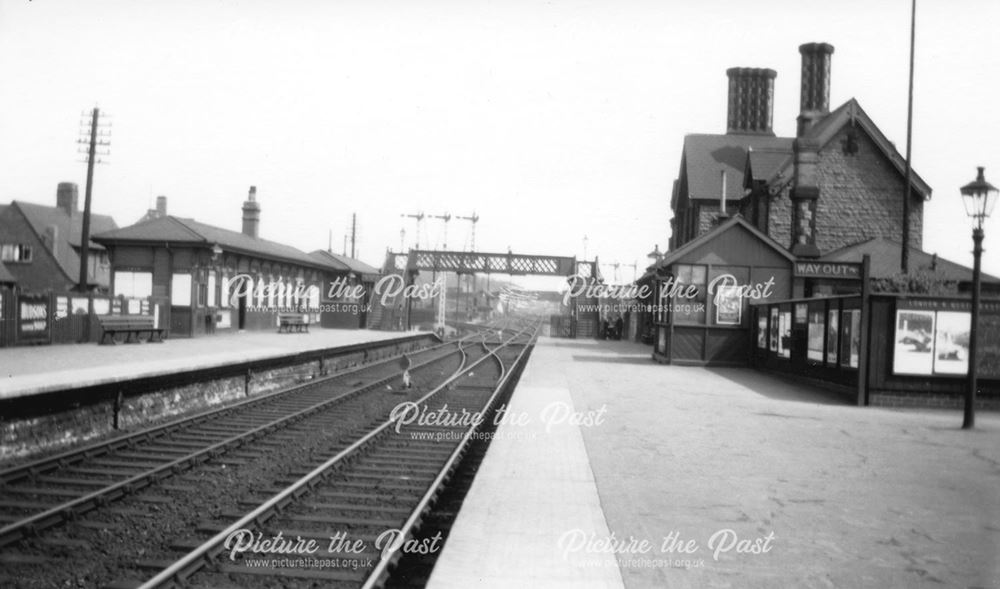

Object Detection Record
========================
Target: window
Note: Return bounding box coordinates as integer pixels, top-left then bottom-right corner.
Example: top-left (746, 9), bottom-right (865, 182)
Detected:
top-left (172, 273), bottom-right (192, 307)
top-left (673, 264), bottom-right (706, 324)
top-left (114, 271), bottom-right (153, 298)
top-left (207, 272), bottom-right (216, 307)
top-left (308, 285), bottom-right (320, 310)
top-left (1, 244), bottom-right (32, 263)
top-left (220, 275), bottom-right (231, 308)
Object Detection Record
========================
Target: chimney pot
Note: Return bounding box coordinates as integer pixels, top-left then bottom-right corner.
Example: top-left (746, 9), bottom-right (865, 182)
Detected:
top-left (797, 42), bottom-right (835, 136)
top-left (56, 182), bottom-right (79, 215)
top-left (726, 67), bottom-right (777, 136)
top-left (242, 185), bottom-right (261, 238)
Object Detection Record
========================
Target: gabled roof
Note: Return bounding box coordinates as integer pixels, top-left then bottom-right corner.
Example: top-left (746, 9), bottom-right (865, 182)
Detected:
top-left (773, 99), bottom-right (932, 200)
top-left (819, 237), bottom-right (1000, 284)
top-left (673, 134), bottom-right (794, 210)
top-left (93, 216), bottom-right (326, 269)
top-left (12, 201), bottom-right (118, 282)
top-left (641, 215), bottom-right (796, 281)
top-left (308, 250), bottom-right (381, 278)
top-left (743, 147), bottom-right (792, 188)
top-left (0, 261), bottom-right (16, 284)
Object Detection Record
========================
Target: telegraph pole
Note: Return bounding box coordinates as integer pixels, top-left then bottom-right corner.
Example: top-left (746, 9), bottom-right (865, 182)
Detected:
top-left (350, 213), bottom-right (357, 259)
top-left (76, 107), bottom-right (110, 292)
top-left (901, 0), bottom-right (916, 273)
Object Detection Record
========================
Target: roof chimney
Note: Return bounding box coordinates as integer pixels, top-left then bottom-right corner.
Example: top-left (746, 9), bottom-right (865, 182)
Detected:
top-left (242, 186), bottom-right (260, 239)
top-left (726, 67), bottom-right (777, 136)
top-left (797, 42), bottom-right (835, 136)
top-left (44, 225), bottom-right (58, 258)
top-left (156, 195), bottom-right (167, 216)
top-left (56, 182), bottom-right (78, 216)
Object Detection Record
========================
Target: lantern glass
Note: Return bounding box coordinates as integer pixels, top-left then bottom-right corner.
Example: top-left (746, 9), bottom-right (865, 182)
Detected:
top-left (960, 166), bottom-right (999, 225)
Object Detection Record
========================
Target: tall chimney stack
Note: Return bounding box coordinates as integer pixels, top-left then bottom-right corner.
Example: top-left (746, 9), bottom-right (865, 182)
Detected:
top-left (797, 42), bottom-right (835, 136)
top-left (156, 195), bottom-right (167, 216)
top-left (726, 67), bottom-right (777, 136)
top-left (56, 182), bottom-right (79, 216)
top-left (242, 186), bottom-right (261, 238)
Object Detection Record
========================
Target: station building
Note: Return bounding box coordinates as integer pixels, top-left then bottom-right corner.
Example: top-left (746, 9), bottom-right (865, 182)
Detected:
top-left (93, 188), bottom-right (373, 338)
top-left (644, 42), bottom-right (1000, 383)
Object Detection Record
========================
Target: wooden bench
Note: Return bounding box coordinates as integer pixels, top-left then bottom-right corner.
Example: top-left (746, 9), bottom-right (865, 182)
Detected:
top-left (278, 312), bottom-right (309, 333)
top-left (98, 315), bottom-right (166, 345)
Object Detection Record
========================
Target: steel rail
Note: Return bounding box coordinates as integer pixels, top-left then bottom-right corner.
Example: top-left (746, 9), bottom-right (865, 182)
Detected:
top-left (0, 338), bottom-right (471, 548)
top-left (361, 322), bottom-right (539, 588)
top-left (0, 337), bottom-right (452, 486)
top-left (133, 327), bottom-right (531, 589)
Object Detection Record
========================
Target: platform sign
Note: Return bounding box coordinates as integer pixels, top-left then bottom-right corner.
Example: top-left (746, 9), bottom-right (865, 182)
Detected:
top-left (794, 262), bottom-right (862, 279)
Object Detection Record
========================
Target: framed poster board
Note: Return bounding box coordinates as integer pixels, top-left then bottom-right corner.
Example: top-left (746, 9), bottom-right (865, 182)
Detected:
top-left (893, 309), bottom-right (935, 375)
top-left (807, 310), bottom-right (825, 361)
top-left (933, 311), bottom-right (970, 375)
top-left (715, 285), bottom-right (741, 325)
top-left (840, 309), bottom-right (861, 369)
top-left (769, 307), bottom-right (779, 352)
top-left (778, 310), bottom-right (791, 358)
top-left (826, 308), bottom-right (839, 364)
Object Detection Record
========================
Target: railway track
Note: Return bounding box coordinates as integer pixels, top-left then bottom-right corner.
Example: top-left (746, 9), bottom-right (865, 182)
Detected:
top-left (0, 335), bottom-right (468, 549)
top-left (113, 322), bottom-right (538, 589)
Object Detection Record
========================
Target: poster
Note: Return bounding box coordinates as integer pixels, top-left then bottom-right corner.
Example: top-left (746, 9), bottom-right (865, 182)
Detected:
top-left (893, 310), bottom-right (935, 375)
top-left (794, 303), bottom-right (808, 324)
top-left (978, 311), bottom-right (1000, 379)
top-left (778, 310), bottom-right (791, 358)
top-left (807, 310), bottom-right (825, 361)
top-left (757, 313), bottom-right (767, 349)
top-left (769, 307), bottom-right (779, 352)
top-left (93, 298), bottom-right (110, 315)
top-left (933, 311), bottom-right (969, 375)
top-left (840, 309), bottom-right (861, 369)
top-left (849, 310), bottom-right (861, 368)
top-left (826, 308), bottom-right (838, 364)
top-left (715, 285), bottom-right (741, 325)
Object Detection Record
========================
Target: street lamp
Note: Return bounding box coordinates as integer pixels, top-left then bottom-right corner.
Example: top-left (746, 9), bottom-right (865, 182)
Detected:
top-left (959, 166), bottom-right (998, 429)
top-left (647, 244), bottom-right (662, 266)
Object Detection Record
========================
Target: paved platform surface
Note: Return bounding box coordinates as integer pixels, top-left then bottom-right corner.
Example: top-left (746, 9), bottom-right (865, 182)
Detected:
top-left (0, 329), bottom-right (410, 400)
top-left (429, 337), bottom-right (1000, 589)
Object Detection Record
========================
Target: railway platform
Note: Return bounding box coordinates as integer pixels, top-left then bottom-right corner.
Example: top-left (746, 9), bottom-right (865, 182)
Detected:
top-left (0, 328), bottom-right (409, 401)
top-left (428, 337), bottom-right (1000, 589)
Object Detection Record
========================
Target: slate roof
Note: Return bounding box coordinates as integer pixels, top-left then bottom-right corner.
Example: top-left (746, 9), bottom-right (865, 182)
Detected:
top-left (678, 98), bottom-right (933, 209)
top-left (744, 147), bottom-right (792, 187)
top-left (818, 237), bottom-right (1000, 284)
top-left (640, 215), bottom-right (795, 281)
top-left (0, 261), bottom-right (16, 284)
top-left (93, 216), bottom-right (329, 270)
top-left (674, 134), bottom-right (793, 209)
top-left (308, 250), bottom-right (381, 279)
top-left (12, 201), bottom-right (118, 282)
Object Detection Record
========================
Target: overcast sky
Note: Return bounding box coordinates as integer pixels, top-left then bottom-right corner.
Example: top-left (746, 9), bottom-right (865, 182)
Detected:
top-left (1, 0), bottom-right (998, 285)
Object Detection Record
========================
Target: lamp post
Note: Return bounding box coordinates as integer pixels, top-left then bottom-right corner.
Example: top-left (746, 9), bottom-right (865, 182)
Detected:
top-left (959, 166), bottom-right (998, 429)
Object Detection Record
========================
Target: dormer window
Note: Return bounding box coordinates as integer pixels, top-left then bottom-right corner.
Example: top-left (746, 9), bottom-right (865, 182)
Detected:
top-left (1, 244), bottom-right (32, 263)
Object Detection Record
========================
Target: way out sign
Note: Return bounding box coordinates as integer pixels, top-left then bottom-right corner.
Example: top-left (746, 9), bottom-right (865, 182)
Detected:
top-left (794, 262), bottom-right (862, 279)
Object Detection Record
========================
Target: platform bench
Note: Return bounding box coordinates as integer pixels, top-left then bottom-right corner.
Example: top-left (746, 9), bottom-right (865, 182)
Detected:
top-left (98, 315), bottom-right (166, 345)
top-left (278, 313), bottom-right (309, 333)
